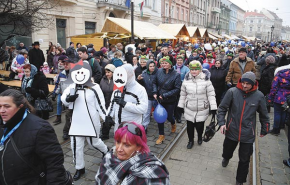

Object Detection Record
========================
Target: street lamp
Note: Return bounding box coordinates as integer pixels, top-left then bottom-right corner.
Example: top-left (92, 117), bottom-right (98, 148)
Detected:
top-left (268, 32), bottom-right (270, 42)
top-left (271, 25), bottom-right (275, 41)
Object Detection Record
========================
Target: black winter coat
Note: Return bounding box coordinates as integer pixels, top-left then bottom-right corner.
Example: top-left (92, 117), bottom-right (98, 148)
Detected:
top-left (0, 108), bottom-right (67, 185)
top-left (209, 66), bottom-right (227, 95)
top-left (99, 75), bottom-right (114, 109)
top-left (217, 81), bottom-right (270, 143)
top-left (66, 47), bottom-right (77, 60)
top-left (87, 56), bottom-right (103, 84)
top-left (135, 65), bottom-right (147, 85)
top-left (21, 72), bottom-right (49, 105)
top-left (140, 68), bottom-right (158, 100)
top-left (153, 68), bottom-right (181, 104)
top-left (28, 48), bottom-right (45, 71)
top-left (259, 64), bottom-right (276, 95)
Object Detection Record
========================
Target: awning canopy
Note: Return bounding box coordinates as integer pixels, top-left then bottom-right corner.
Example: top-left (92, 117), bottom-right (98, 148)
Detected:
top-left (158, 24), bottom-right (190, 37)
top-left (101, 17), bottom-right (176, 40)
top-left (199, 29), bottom-right (209, 38)
top-left (187, 27), bottom-right (201, 38)
top-left (68, 32), bottom-right (131, 39)
top-left (209, 34), bottom-right (218, 40)
top-left (247, 37), bottom-right (261, 41)
top-left (223, 34), bottom-right (232, 39)
top-left (208, 32), bottom-right (223, 39)
top-left (231, 35), bottom-right (240, 39)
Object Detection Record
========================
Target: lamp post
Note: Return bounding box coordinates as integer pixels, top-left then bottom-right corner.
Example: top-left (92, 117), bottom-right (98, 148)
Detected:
top-left (270, 25), bottom-right (274, 41)
top-left (131, 0), bottom-right (134, 44)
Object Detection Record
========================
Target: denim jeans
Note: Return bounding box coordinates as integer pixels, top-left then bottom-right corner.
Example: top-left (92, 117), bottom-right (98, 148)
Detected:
top-left (57, 94), bottom-right (62, 115)
top-left (142, 99), bottom-right (157, 129)
top-left (157, 103), bottom-right (175, 135)
top-left (273, 103), bottom-right (287, 129)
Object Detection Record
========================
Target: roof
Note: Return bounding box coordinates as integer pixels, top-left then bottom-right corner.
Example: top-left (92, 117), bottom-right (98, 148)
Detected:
top-left (208, 32), bottom-right (223, 39)
top-left (158, 24), bottom-right (190, 37)
top-left (199, 29), bottom-right (209, 38)
top-left (244, 12), bottom-right (265, 18)
top-left (187, 27), bottom-right (201, 38)
top-left (101, 17), bottom-right (176, 40)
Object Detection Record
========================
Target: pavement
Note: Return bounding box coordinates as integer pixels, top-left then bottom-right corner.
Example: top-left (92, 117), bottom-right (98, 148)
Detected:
top-left (47, 108), bottom-right (290, 185)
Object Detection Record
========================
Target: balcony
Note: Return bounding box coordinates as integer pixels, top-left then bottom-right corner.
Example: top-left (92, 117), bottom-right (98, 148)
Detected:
top-left (96, 0), bottom-right (129, 11)
top-left (208, 22), bottom-right (217, 29)
top-left (211, 7), bottom-right (221, 14)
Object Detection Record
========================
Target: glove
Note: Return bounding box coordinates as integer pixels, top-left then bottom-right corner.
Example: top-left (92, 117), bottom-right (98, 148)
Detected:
top-left (211, 110), bottom-right (216, 115)
top-left (105, 116), bottom-right (115, 126)
top-left (114, 96), bottom-right (127, 108)
top-left (52, 93), bottom-right (56, 101)
top-left (66, 94), bottom-right (79, 102)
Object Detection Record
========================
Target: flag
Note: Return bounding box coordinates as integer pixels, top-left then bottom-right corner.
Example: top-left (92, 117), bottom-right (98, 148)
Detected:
top-left (139, 1), bottom-right (144, 17)
top-left (125, 0), bottom-right (131, 8)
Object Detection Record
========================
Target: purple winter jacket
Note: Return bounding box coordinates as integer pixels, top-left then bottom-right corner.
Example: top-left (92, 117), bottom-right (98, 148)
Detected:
top-left (269, 69), bottom-right (290, 105)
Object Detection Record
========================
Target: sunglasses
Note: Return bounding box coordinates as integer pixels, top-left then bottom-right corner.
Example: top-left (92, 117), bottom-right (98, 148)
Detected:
top-left (118, 122), bottom-right (142, 137)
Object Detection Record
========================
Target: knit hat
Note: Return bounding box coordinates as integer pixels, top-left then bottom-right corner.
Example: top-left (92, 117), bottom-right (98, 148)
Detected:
top-left (179, 50), bottom-right (185, 54)
top-left (101, 47), bottom-right (108, 54)
top-left (265, 55), bottom-right (275, 64)
top-left (105, 64), bottom-right (116, 73)
top-left (227, 53), bottom-right (234, 57)
top-left (192, 49), bottom-right (197, 53)
top-left (241, 72), bottom-right (256, 86)
top-left (112, 58), bottom-right (123, 67)
top-left (220, 49), bottom-right (225, 52)
top-left (58, 55), bottom-right (68, 61)
top-left (176, 55), bottom-right (184, 60)
top-left (160, 56), bottom-right (172, 66)
top-left (239, 47), bottom-right (247, 53)
top-left (69, 42), bottom-right (74, 45)
top-left (247, 46), bottom-right (252, 49)
top-left (140, 55), bottom-right (148, 60)
top-left (207, 53), bottom-right (213, 58)
top-left (197, 47), bottom-right (203, 51)
top-left (189, 61), bottom-right (202, 71)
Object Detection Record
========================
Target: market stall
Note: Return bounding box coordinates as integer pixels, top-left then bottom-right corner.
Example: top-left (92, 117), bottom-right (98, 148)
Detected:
top-left (199, 28), bottom-right (209, 42)
top-left (158, 24), bottom-right (190, 46)
top-left (187, 27), bottom-right (201, 43)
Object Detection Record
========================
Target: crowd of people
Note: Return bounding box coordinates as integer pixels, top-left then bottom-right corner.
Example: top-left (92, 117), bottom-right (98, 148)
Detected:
top-left (0, 39), bottom-right (290, 185)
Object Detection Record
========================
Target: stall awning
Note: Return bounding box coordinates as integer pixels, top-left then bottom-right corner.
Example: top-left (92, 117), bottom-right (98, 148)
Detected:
top-left (208, 32), bottom-right (223, 39)
top-left (101, 17), bottom-right (176, 40)
top-left (231, 35), bottom-right (240, 39)
top-left (187, 27), bottom-right (201, 38)
top-left (158, 24), bottom-right (190, 37)
top-left (68, 32), bottom-right (131, 39)
top-left (199, 29), bottom-right (209, 38)
top-left (247, 37), bottom-right (261, 41)
top-left (209, 34), bottom-right (218, 40)
top-left (223, 34), bottom-right (232, 39)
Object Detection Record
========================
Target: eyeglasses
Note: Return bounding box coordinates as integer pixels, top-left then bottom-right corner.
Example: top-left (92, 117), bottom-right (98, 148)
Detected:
top-left (118, 122), bottom-right (142, 137)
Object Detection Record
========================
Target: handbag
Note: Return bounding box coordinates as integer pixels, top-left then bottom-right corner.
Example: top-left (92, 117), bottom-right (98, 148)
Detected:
top-left (34, 91), bottom-right (53, 112)
top-left (10, 137), bottom-right (73, 185)
top-left (203, 115), bottom-right (220, 142)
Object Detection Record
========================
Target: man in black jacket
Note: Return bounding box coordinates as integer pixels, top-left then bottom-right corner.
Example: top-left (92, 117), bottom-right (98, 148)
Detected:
top-left (28, 41), bottom-right (45, 71)
top-left (66, 42), bottom-right (78, 60)
top-left (77, 47), bottom-right (102, 84)
top-left (125, 47), bottom-right (134, 65)
top-left (217, 72), bottom-right (270, 185)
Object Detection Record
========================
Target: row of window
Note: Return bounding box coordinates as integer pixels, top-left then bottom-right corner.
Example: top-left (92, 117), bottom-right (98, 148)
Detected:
top-left (165, 4), bottom-right (189, 22)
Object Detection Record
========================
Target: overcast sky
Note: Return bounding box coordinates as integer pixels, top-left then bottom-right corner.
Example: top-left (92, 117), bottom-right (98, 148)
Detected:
top-left (229, 0), bottom-right (290, 26)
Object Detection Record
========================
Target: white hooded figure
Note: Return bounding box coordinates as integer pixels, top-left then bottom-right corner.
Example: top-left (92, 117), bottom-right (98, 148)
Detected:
top-left (101, 64), bottom-right (148, 139)
top-left (61, 60), bottom-right (108, 181)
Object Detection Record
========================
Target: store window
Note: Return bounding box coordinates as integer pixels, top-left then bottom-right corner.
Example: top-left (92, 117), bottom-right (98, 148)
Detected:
top-left (85, 21), bottom-right (96, 34)
top-left (56, 19), bottom-right (66, 49)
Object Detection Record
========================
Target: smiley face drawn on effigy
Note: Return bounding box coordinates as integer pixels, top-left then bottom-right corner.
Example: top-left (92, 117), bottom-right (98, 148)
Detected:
top-left (70, 60), bottom-right (91, 85)
top-left (113, 66), bottom-right (127, 88)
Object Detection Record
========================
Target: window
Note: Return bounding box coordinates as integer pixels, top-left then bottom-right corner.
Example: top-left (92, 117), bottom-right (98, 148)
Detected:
top-left (250, 27), bottom-right (252, 32)
top-left (186, 11), bottom-right (188, 22)
top-left (177, 7), bottom-right (179, 20)
top-left (250, 20), bottom-right (253, 23)
top-left (258, 27), bottom-right (260, 31)
top-left (56, 19), bottom-right (67, 48)
top-left (85, 21), bottom-right (96, 34)
top-left (171, 6), bottom-right (174, 18)
top-left (181, 9), bottom-right (184, 21)
top-left (190, 11), bottom-right (193, 23)
top-left (152, 0), bottom-right (156, 10)
top-left (165, 3), bottom-right (168, 16)
top-left (145, 0), bottom-right (150, 6)
top-left (201, 0), bottom-right (202, 9)
top-left (259, 19), bottom-right (261, 23)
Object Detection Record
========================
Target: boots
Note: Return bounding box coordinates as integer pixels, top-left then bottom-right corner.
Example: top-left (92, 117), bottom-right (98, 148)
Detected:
top-left (53, 115), bottom-right (61, 125)
top-left (156, 135), bottom-right (165, 145)
top-left (171, 124), bottom-right (176, 133)
top-left (73, 168), bottom-right (85, 181)
top-left (270, 128), bottom-right (280, 136)
top-left (187, 141), bottom-right (194, 149)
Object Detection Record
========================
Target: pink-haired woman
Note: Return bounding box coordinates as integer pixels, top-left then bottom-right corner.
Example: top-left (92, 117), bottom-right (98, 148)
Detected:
top-left (95, 122), bottom-right (170, 185)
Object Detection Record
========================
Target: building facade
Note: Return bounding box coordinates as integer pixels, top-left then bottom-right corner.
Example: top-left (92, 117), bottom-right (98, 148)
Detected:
top-left (229, 2), bottom-right (238, 35)
top-left (162, 0), bottom-right (190, 25)
top-left (235, 6), bottom-right (245, 36)
top-left (261, 8), bottom-right (283, 41)
top-left (243, 11), bottom-right (274, 41)
top-left (29, 0), bottom-right (162, 53)
top-left (281, 26), bottom-right (290, 41)
top-left (206, 0), bottom-right (221, 33)
top-left (219, 2), bottom-right (230, 35)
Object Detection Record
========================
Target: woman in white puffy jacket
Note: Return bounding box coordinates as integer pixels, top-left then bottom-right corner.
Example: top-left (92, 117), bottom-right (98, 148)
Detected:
top-left (178, 60), bottom-right (217, 149)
